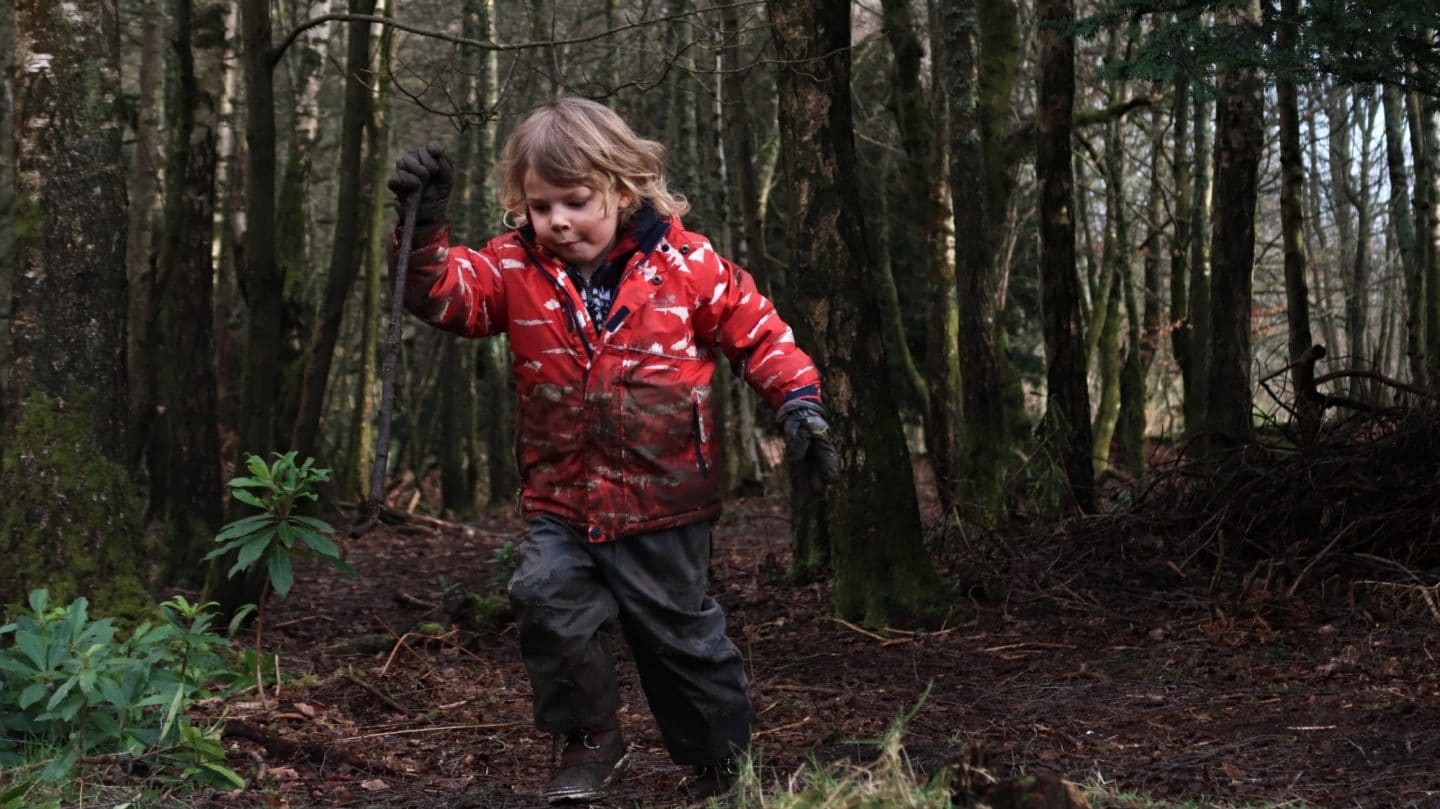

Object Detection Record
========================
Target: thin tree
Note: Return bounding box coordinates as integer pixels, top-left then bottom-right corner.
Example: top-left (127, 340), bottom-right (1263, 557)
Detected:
top-left (1276, 0), bottom-right (1319, 439)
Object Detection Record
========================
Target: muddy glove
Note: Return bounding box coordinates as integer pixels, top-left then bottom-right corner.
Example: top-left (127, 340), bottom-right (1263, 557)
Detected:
top-left (777, 399), bottom-right (841, 488)
top-left (387, 141), bottom-right (453, 226)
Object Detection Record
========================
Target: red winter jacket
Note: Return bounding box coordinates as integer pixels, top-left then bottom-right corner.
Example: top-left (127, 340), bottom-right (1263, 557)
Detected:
top-left (398, 216), bottom-right (821, 542)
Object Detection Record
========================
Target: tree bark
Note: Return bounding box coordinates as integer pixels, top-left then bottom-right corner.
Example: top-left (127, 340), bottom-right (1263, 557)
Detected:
top-left (941, 0), bottom-right (1009, 517)
top-left (4, 0), bottom-right (150, 616)
top-left (1277, 0), bottom-right (1319, 440)
top-left (768, 0), bottom-right (939, 625)
top-left (1186, 88), bottom-right (1212, 437)
top-left (124, 0), bottom-right (165, 464)
top-left (1169, 71), bottom-right (1194, 432)
top-left (1381, 85), bottom-right (1423, 386)
top-left (1203, 0), bottom-right (1265, 450)
top-left (272, 1), bottom-right (330, 451)
top-left (292, 0), bottom-right (378, 463)
top-left (237, 0), bottom-right (282, 463)
top-left (1034, 0), bottom-right (1096, 512)
top-left (882, 0), bottom-right (958, 515)
top-left (147, 0), bottom-right (227, 585)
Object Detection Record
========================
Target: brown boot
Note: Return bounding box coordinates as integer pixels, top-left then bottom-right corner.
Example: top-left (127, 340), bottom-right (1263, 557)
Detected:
top-left (542, 724), bottom-right (631, 804)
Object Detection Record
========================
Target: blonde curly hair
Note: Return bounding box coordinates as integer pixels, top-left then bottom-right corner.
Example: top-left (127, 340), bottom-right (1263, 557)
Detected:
top-left (496, 97), bottom-right (690, 226)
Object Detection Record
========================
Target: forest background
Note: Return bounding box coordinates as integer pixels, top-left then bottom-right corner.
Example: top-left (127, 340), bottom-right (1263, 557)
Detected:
top-left (2, 0), bottom-right (1440, 802)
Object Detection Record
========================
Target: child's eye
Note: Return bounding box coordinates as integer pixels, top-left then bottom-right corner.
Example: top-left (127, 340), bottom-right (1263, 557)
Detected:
top-left (530, 203), bottom-right (549, 214)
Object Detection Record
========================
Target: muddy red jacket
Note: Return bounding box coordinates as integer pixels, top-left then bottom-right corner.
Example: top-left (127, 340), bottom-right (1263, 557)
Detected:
top-left (399, 216), bottom-right (822, 542)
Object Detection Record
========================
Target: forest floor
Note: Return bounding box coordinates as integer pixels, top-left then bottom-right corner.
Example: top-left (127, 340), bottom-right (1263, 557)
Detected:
top-left (197, 466), bottom-right (1440, 809)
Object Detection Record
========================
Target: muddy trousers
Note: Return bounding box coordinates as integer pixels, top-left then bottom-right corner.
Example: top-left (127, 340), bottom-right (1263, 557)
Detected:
top-left (507, 515), bottom-right (753, 766)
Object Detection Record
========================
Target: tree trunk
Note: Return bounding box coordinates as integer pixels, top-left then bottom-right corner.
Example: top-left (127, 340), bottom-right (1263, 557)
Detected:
top-left (346, 0), bottom-right (394, 501)
top-left (1035, 0), bottom-right (1096, 513)
top-left (881, 0), bottom-right (958, 515)
top-left (272, 2), bottom-right (330, 452)
top-left (1409, 92), bottom-right (1440, 386)
top-left (1186, 89), bottom-right (1213, 437)
top-left (1277, 0), bottom-right (1319, 440)
top-left (769, 0), bottom-right (939, 625)
top-left (237, 0), bottom-right (281, 463)
top-left (3, 0), bottom-right (150, 617)
top-left (292, 0), bottom-right (378, 463)
top-left (218, 0), bottom-right (283, 614)
top-left (1381, 85), bottom-right (1423, 385)
top-left (124, 0), bottom-right (165, 465)
top-left (717, 0), bottom-right (765, 494)
top-left (146, 0), bottom-right (227, 586)
top-left (1349, 88), bottom-right (1377, 395)
top-left (1203, 0), bottom-right (1265, 450)
top-left (942, 0), bottom-right (1009, 517)
top-left (1169, 72), bottom-right (1194, 435)
top-left (0, 0), bottom-right (13, 391)
top-left (1093, 32), bottom-right (1130, 476)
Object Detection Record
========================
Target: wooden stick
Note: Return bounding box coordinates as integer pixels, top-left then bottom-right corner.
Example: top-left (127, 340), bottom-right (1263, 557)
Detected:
top-left (352, 193), bottom-right (421, 538)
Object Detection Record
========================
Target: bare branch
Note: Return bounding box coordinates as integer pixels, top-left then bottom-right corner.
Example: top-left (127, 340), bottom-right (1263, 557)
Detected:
top-left (270, 2), bottom-right (766, 68)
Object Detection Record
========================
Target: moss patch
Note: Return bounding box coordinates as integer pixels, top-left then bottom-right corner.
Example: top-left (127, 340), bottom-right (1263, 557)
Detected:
top-left (1, 394), bottom-right (152, 623)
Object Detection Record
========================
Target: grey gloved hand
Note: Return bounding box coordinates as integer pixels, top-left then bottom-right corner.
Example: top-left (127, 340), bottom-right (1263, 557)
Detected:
top-left (387, 141), bottom-right (453, 225)
top-left (777, 399), bottom-right (841, 488)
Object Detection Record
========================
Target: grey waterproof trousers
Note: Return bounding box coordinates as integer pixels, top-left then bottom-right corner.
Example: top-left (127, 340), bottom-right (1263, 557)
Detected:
top-left (507, 515), bottom-right (754, 766)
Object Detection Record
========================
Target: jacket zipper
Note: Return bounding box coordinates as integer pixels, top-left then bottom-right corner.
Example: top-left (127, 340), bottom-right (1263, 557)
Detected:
top-left (691, 391), bottom-right (709, 478)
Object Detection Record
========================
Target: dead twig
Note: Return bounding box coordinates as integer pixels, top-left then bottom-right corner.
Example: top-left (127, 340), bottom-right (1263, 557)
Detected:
top-left (223, 719), bottom-right (396, 776)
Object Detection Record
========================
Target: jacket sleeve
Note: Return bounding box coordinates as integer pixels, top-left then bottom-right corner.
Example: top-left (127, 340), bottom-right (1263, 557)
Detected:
top-left (688, 240), bottom-right (822, 410)
top-left (390, 220), bottom-right (507, 338)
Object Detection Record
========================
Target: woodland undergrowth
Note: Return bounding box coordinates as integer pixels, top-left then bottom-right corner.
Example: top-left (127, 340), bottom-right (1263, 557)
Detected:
top-left (1014, 403), bottom-right (1440, 618)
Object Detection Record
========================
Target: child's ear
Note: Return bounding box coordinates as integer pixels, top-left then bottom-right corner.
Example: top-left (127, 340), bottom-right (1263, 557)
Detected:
top-left (613, 187), bottom-right (635, 215)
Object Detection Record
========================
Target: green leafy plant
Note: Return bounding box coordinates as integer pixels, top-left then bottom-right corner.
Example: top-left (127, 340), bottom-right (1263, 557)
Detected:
top-left (206, 451), bottom-right (356, 598)
top-left (205, 452), bottom-right (355, 703)
top-left (0, 590), bottom-right (244, 792)
top-left (489, 540), bottom-right (520, 587)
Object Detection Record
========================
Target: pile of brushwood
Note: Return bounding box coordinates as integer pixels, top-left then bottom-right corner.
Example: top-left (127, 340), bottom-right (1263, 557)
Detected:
top-left (1027, 403), bottom-right (1440, 613)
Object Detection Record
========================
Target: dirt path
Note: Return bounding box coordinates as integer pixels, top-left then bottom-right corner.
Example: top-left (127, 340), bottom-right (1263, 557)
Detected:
top-left (203, 497), bottom-right (1439, 808)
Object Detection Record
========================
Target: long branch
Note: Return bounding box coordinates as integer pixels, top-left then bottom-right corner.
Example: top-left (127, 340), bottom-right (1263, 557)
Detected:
top-left (271, 2), bottom-right (766, 66)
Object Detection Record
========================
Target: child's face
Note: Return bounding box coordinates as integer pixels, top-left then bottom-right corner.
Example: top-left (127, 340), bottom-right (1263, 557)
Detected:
top-left (523, 170), bottom-right (633, 276)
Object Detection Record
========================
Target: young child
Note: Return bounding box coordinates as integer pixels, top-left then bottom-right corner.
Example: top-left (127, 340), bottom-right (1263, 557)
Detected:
top-left (387, 97), bottom-right (839, 804)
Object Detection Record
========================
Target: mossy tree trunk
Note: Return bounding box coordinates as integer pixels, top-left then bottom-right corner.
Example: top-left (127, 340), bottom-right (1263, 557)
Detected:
top-left (881, 0), bottom-right (959, 516)
top-left (344, 0), bottom-right (393, 502)
top-left (146, 0), bottom-right (227, 586)
top-left (768, 0), bottom-right (940, 626)
top-left (3, 0), bottom-right (151, 617)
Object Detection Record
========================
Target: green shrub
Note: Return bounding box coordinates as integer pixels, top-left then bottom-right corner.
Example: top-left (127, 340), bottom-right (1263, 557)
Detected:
top-left (0, 589), bottom-right (244, 793)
